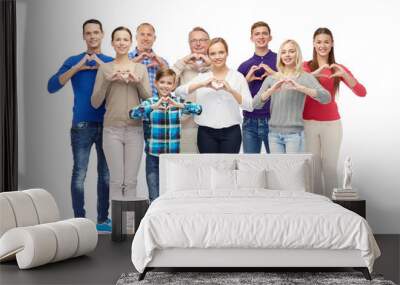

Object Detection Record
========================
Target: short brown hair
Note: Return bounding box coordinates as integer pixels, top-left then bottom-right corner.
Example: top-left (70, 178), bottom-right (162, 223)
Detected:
top-left (136, 22), bottom-right (155, 33)
top-left (251, 21), bottom-right (271, 35)
top-left (207, 37), bottom-right (228, 55)
top-left (155, 68), bottom-right (176, 81)
top-left (188, 27), bottom-right (210, 39)
top-left (82, 19), bottom-right (103, 33)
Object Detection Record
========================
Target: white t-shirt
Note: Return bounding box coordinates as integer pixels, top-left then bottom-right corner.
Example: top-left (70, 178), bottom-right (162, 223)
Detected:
top-left (175, 69), bottom-right (253, 129)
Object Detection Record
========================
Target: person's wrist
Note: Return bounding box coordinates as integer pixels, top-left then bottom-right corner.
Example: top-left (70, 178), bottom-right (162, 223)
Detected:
top-left (72, 64), bottom-right (81, 72)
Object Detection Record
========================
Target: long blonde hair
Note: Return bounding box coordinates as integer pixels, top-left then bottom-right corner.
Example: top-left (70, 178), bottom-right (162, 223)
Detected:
top-left (276, 39), bottom-right (303, 78)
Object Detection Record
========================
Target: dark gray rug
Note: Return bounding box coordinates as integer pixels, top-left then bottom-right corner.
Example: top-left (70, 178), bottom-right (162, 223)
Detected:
top-left (116, 271), bottom-right (396, 285)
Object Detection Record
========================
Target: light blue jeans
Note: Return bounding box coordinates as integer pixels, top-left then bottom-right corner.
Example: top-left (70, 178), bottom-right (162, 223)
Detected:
top-left (268, 131), bottom-right (304, 154)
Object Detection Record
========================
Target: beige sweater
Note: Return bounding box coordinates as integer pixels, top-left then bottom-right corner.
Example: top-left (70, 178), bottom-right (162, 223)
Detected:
top-left (91, 61), bottom-right (151, 127)
top-left (172, 58), bottom-right (211, 128)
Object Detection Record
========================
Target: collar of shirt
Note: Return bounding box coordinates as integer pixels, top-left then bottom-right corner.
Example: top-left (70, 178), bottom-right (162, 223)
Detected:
top-left (252, 49), bottom-right (272, 60)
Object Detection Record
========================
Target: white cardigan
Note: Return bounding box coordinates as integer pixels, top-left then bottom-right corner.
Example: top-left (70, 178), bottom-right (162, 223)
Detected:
top-left (175, 69), bottom-right (253, 129)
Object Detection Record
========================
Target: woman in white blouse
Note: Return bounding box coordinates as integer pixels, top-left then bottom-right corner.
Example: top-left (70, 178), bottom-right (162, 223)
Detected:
top-left (176, 37), bottom-right (253, 153)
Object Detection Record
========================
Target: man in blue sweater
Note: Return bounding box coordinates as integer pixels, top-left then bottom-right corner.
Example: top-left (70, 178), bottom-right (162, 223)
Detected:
top-left (238, 21), bottom-right (277, 153)
top-left (47, 19), bottom-right (113, 232)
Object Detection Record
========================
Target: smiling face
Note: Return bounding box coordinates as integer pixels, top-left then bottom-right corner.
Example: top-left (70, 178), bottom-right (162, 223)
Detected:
top-left (83, 23), bottom-right (104, 50)
top-left (112, 30), bottom-right (132, 56)
top-left (136, 25), bottom-right (156, 52)
top-left (251, 26), bottom-right (271, 49)
top-left (189, 30), bottom-right (210, 55)
top-left (208, 42), bottom-right (228, 68)
top-left (313, 33), bottom-right (333, 58)
top-left (280, 42), bottom-right (297, 68)
top-left (155, 75), bottom-right (175, 97)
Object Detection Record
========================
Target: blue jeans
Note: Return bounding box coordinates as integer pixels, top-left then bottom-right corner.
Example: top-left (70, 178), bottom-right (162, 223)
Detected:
top-left (70, 122), bottom-right (109, 223)
top-left (242, 117), bottom-right (270, 153)
top-left (145, 154), bottom-right (159, 202)
top-left (268, 131), bottom-right (304, 154)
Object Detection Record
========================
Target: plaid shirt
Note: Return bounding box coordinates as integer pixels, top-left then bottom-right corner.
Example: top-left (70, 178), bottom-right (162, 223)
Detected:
top-left (129, 95), bottom-right (202, 156)
top-left (128, 48), bottom-right (169, 98)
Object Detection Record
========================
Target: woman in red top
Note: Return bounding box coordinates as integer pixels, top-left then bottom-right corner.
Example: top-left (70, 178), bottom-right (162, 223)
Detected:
top-left (303, 27), bottom-right (366, 197)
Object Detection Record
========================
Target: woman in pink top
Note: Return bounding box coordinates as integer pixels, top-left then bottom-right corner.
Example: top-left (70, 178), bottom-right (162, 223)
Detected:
top-left (303, 27), bottom-right (366, 197)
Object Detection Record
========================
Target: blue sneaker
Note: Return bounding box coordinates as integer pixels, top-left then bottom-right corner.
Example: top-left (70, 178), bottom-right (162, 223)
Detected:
top-left (96, 218), bottom-right (112, 233)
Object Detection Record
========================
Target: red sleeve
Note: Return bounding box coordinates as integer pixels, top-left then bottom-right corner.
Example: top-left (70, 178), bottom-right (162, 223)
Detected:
top-left (302, 61), bottom-right (312, 73)
top-left (339, 64), bottom-right (366, 97)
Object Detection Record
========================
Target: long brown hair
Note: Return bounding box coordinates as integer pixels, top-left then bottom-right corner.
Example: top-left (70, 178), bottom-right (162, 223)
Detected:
top-left (111, 26), bottom-right (132, 41)
top-left (308, 27), bottom-right (340, 94)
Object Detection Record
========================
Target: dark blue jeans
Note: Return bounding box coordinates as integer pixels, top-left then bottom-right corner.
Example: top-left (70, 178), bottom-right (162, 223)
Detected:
top-left (197, 125), bottom-right (242, 153)
top-left (242, 117), bottom-right (270, 153)
top-left (143, 120), bottom-right (159, 202)
top-left (145, 154), bottom-right (159, 203)
top-left (70, 122), bottom-right (109, 223)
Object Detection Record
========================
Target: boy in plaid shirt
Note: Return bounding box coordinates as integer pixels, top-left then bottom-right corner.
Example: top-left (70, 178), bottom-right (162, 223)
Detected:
top-left (129, 69), bottom-right (202, 202)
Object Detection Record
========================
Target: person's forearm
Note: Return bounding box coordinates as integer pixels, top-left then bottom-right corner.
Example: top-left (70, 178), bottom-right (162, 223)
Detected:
top-left (59, 66), bottom-right (79, 85)
top-left (229, 89), bottom-right (242, 105)
top-left (342, 72), bottom-right (357, 88)
top-left (253, 90), bottom-right (271, 109)
top-left (298, 85), bottom-right (318, 98)
top-left (261, 88), bottom-right (274, 101)
top-left (188, 82), bottom-right (204, 94)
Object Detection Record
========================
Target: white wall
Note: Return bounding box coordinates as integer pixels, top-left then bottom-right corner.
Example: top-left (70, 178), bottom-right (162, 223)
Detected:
top-left (17, 0), bottom-right (400, 233)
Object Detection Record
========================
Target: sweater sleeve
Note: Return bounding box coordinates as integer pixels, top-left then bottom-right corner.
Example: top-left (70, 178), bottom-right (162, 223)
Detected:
top-left (175, 73), bottom-right (203, 99)
top-left (91, 65), bottom-right (111, 109)
top-left (237, 62), bottom-right (248, 77)
top-left (252, 76), bottom-right (274, 109)
top-left (136, 65), bottom-right (152, 100)
top-left (339, 64), bottom-right (367, 97)
top-left (129, 98), bottom-right (153, 120)
top-left (302, 73), bottom-right (331, 104)
top-left (182, 101), bottom-right (202, 115)
top-left (237, 73), bottom-right (253, 112)
top-left (47, 57), bottom-right (74, 93)
top-left (172, 59), bottom-right (187, 84)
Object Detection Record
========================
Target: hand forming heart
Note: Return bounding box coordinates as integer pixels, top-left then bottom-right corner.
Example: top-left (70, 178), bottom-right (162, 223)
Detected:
top-left (246, 63), bottom-right (274, 82)
top-left (84, 53), bottom-right (104, 70)
top-left (312, 63), bottom-right (345, 79)
top-left (328, 64), bottom-right (345, 78)
top-left (107, 69), bottom-right (137, 83)
top-left (151, 96), bottom-right (183, 111)
top-left (120, 71), bottom-right (129, 82)
top-left (184, 53), bottom-right (202, 64)
top-left (145, 52), bottom-right (166, 68)
top-left (211, 79), bottom-right (224, 90)
top-left (280, 78), bottom-right (296, 90)
top-left (271, 78), bottom-right (298, 92)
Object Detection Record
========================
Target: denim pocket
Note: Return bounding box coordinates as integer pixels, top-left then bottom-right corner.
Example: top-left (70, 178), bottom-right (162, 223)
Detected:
top-left (242, 117), bottom-right (250, 128)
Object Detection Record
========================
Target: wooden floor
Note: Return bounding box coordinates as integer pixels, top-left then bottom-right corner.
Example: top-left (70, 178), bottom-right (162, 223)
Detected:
top-left (0, 235), bottom-right (398, 285)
